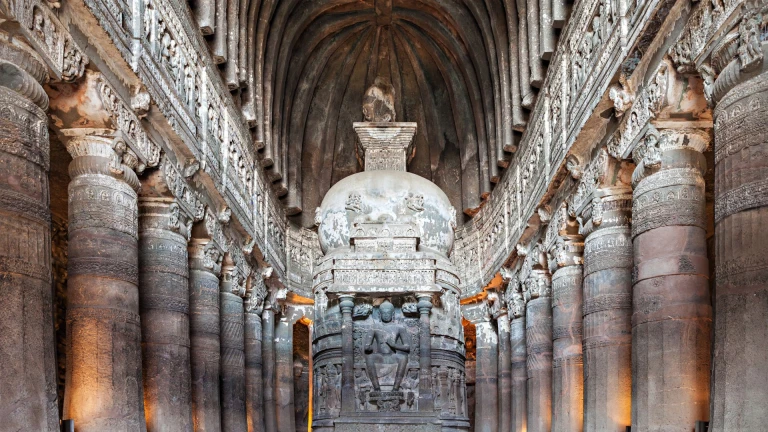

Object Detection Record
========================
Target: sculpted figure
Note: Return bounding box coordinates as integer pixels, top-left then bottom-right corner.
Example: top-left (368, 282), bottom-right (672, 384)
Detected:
top-left (364, 300), bottom-right (411, 391)
top-left (362, 77), bottom-right (397, 122)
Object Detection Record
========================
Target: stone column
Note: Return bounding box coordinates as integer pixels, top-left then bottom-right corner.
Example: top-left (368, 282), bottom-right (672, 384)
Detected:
top-left (496, 308), bottom-right (512, 432)
top-left (417, 293), bottom-right (434, 411)
top-left (275, 308), bottom-right (296, 432)
top-left (138, 198), bottom-right (194, 431)
top-left (0, 36), bottom-right (59, 431)
top-left (245, 279), bottom-right (266, 432)
top-left (188, 230), bottom-right (223, 432)
top-left (63, 132), bottom-right (146, 431)
top-left (579, 188), bottom-right (633, 431)
top-left (549, 235), bottom-right (584, 432)
top-left (339, 295), bottom-right (356, 413)
top-left (464, 302), bottom-right (498, 432)
top-left (507, 282), bottom-right (527, 432)
top-left (525, 269), bottom-right (553, 432)
top-left (262, 299), bottom-right (278, 432)
top-left (220, 261), bottom-right (248, 431)
top-left (631, 127), bottom-right (711, 431)
top-left (708, 22), bottom-right (768, 430)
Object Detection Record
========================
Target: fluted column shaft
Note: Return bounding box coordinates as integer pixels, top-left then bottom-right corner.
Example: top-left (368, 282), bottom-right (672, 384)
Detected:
top-left (709, 36), bottom-right (768, 431)
top-left (0, 38), bottom-right (59, 431)
top-left (497, 311), bottom-right (512, 432)
top-left (475, 320), bottom-right (499, 432)
top-left (275, 312), bottom-right (296, 432)
top-left (551, 263), bottom-right (584, 432)
top-left (525, 270), bottom-right (553, 432)
top-left (262, 305), bottom-right (277, 432)
top-left (631, 128), bottom-right (711, 431)
top-left (245, 307), bottom-right (264, 432)
top-left (189, 239), bottom-right (222, 431)
top-left (581, 191), bottom-right (633, 431)
top-left (220, 266), bottom-right (247, 431)
top-left (63, 134), bottom-right (146, 431)
top-left (138, 198), bottom-right (194, 431)
top-left (510, 314), bottom-right (527, 432)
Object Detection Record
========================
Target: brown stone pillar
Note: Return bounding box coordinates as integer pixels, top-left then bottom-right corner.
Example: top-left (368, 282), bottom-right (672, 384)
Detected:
top-left (525, 269), bottom-right (552, 432)
top-left (709, 31), bottom-right (768, 431)
top-left (549, 235), bottom-right (584, 432)
top-left (221, 262), bottom-right (248, 431)
top-left (464, 302), bottom-right (498, 432)
top-left (189, 234), bottom-right (223, 431)
top-left (63, 133), bottom-right (147, 431)
top-left (631, 128), bottom-right (711, 431)
top-left (245, 278), bottom-right (266, 432)
top-left (339, 295), bottom-right (356, 413)
top-left (417, 293), bottom-right (434, 411)
top-left (275, 309), bottom-right (296, 432)
top-left (138, 198), bottom-right (194, 431)
top-left (580, 189), bottom-right (633, 431)
top-left (496, 309), bottom-right (512, 432)
top-left (0, 37), bottom-right (59, 431)
top-left (262, 300), bottom-right (277, 432)
top-left (507, 282), bottom-right (527, 432)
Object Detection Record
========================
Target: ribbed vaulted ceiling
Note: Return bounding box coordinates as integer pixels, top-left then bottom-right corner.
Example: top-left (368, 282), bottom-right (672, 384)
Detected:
top-left (195, 0), bottom-right (564, 227)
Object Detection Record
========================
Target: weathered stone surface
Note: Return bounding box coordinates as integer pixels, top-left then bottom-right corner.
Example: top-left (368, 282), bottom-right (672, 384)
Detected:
top-left (220, 263), bottom-right (247, 432)
top-left (710, 51), bottom-right (768, 432)
top-left (525, 270), bottom-right (552, 432)
top-left (63, 133), bottom-right (146, 432)
top-left (0, 35), bottom-right (59, 432)
top-left (138, 198), bottom-right (194, 432)
top-left (551, 264), bottom-right (583, 432)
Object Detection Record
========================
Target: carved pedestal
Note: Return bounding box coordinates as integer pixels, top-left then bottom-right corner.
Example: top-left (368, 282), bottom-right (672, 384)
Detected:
top-left (63, 134), bottom-right (146, 431)
top-left (189, 238), bottom-right (222, 431)
top-left (138, 198), bottom-right (194, 431)
top-left (580, 190), bottom-right (633, 431)
top-left (551, 262), bottom-right (584, 432)
top-left (525, 269), bottom-right (553, 432)
top-left (631, 128), bottom-right (711, 431)
top-left (220, 264), bottom-right (247, 431)
top-left (709, 44), bottom-right (768, 431)
top-left (0, 38), bottom-right (59, 431)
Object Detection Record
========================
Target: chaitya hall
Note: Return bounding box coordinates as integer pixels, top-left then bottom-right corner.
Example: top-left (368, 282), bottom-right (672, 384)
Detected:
top-left (0, 0), bottom-right (766, 431)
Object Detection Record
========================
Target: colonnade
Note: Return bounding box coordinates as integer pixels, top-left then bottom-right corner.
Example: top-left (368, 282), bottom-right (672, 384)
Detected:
top-left (0, 32), bottom-right (312, 432)
top-left (463, 42), bottom-right (768, 432)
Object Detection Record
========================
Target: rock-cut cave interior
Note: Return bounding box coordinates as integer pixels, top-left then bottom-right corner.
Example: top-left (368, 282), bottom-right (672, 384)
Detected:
top-left (0, 0), bottom-right (766, 431)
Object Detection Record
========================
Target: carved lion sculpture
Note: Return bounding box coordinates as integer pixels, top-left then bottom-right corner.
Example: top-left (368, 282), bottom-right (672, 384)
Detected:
top-left (362, 77), bottom-right (396, 122)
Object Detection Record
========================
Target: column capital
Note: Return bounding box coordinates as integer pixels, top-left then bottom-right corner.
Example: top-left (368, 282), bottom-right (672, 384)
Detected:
top-left (461, 299), bottom-right (492, 325)
top-left (631, 126), bottom-right (711, 187)
top-left (245, 267), bottom-right (269, 315)
top-left (0, 34), bottom-right (49, 109)
top-left (524, 269), bottom-right (552, 300)
top-left (62, 129), bottom-right (142, 191)
top-left (138, 197), bottom-right (195, 240)
top-left (189, 239), bottom-right (224, 276)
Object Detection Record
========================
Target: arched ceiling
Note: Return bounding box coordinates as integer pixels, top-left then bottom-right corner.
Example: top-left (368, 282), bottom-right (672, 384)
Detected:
top-left (193, 0), bottom-right (564, 228)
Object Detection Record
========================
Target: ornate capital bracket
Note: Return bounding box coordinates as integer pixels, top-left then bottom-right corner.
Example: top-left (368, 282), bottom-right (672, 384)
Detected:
top-left (0, 0), bottom-right (88, 82)
top-left (61, 128), bottom-right (141, 191)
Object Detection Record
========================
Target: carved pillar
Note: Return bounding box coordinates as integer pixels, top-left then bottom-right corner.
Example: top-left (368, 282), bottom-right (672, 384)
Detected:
top-left (262, 299), bottom-right (277, 432)
top-left (63, 132), bottom-right (146, 431)
top-left (138, 197), bottom-right (194, 431)
top-left (578, 187), bottom-right (633, 432)
top-left (506, 276), bottom-right (527, 432)
top-left (417, 293), bottom-right (434, 411)
top-left (631, 127), bottom-right (711, 431)
top-left (708, 16), bottom-right (768, 430)
top-left (0, 36), bottom-right (59, 432)
top-left (275, 308), bottom-right (296, 432)
top-left (496, 307), bottom-right (512, 432)
top-left (220, 261), bottom-right (247, 431)
top-left (189, 226), bottom-right (224, 432)
top-left (525, 269), bottom-right (553, 432)
top-left (549, 235), bottom-right (584, 432)
top-left (339, 295), bottom-right (356, 413)
top-left (464, 302), bottom-right (498, 432)
top-left (245, 276), bottom-right (266, 432)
